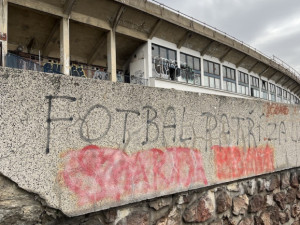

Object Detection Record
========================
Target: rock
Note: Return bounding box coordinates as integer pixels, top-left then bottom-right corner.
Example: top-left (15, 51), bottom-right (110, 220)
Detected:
top-left (223, 216), bottom-right (236, 225)
top-left (266, 206), bottom-right (280, 225)
top-left (210, 219), bottom-right (223, 225)
top-left (176, 195), bottom-right (189, 205)
top-left (281, 172), bottom-right (290, 189)
top-left (103, 209), bottom-right (117, 223)
top-left (156, 207), bottom-right (181, 225)
top-left (297, 190), bottom-right (300, 199)
top-left (117, 211), bottom-right (149, 225)
top-left (265, 195), bottom-right (274, 206)
top-left (183, 194), bottom-right (214, 223)
top-left (249, 195), bottom-right (265, 213)
top-left (279, 211), bottom-right (289, 224)
top-left (291, 172), bottom-right (299, 188)
top-left (245, 180), bottom-right (256, 196)
top-left (257, 179), bottom-right (265, 193)
top-left (216, 191), bottom-right (231, 214)
top-left (227, 183), bottom-right (240, 192)
top-left (273, 192), bottom-right (286, 210)
top-left (286, 188), bottom-right (297, 204)
top-left (266, 175), bottom-right (280, 192)
top-left (291, 204), bottom-right (300, 218)
top-left (149, 197), bottom-right (173, 210)
top-left (259, 212), bottom-right (271, 225)
top-left (232, 195), bottom-right (249, 216)
top-left (238, 217), bottom-right (254, 225)
top-left (254, 216), bottom-right (264, 225)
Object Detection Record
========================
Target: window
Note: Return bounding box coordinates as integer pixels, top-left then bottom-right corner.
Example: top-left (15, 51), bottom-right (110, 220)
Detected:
top-left (152, 44), bottom-right (177, 80)
top-left (283, 90), bottom-right (288, 103)
top-left (180, 53), bottom-right (201, 85)
top-left (270, 83), bottom-right (276, 102)
top-left (287, 92), bottom-right (291, 104)
top-left (250, 76), bottom-right (260, 97)
top-left (204, 60), bottom-right (220, 89)
top-left (276, 86), bottom-right (282, 102)
top-left (223, 66), bottom-right (236, 92)
top-left (238, 71), bottom-right (249, 95)
top-left (261, 80), bottom-right (268, 100)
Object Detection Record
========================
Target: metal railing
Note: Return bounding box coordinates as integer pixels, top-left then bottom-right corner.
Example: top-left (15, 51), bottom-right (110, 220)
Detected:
top-left (147, 0), bottom-right (300, 78)
top-left (6, 53), bottom-right (43, 72)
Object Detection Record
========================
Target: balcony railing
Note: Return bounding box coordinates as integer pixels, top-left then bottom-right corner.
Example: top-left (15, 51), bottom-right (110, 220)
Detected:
top-left (5, 53), bottom-right (147, 86)
top-left (6, 53), bottom-right (43, 72)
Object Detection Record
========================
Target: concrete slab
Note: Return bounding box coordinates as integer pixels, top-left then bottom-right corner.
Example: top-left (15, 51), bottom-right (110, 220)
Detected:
top-left (1, 67), bottom-right (300, 216)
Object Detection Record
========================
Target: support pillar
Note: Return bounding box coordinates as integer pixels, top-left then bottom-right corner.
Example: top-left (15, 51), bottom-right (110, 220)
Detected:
top-left (60, 17), bottom-right (70, 75)
top-left (107, 30), bottom-right (117, 82)
top-left (0, 0), bottom-right (8, 67)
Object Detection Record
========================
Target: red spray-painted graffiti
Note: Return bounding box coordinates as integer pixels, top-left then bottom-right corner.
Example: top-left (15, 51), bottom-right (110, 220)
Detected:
top-left (212, 145), bottom-right (274, 180)
top-left (60, 145), bottom-right (207, 206)
top-left (266, 103), bottom-right (289, 117)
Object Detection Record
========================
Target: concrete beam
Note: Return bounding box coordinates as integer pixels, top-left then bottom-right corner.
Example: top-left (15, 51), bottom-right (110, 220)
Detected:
top-left (200, 40), bottom-right (214, 56)
top-left (249, 61), bottom-right (260, 73)
top-left (220, 48), bottom-right (233, 63)
top-left (63, 0), bottom-right (77, 15)
top-left (107, 30), bottom-right (117, 82)
top-left (259, 66), bottom-right (270, 77)
top-left (0, 0), bottom-right (8, 66)
top-left (42, 20), bottom-right (60, 57)
top-left (275, 74), bottom-right (285, 83)
top-left (269, 71), bottom-right (278, 80)
top-left (282, 78), bottom-right (292, 87)
top-left (236, 55), bottom-right (248, 68)
top-left (60, 18), bottom-right (70, 75)
top-left (87, 33), bottom-right (107, 65)
top-left (113, 5), bottom-right (125, 30)
top-left (148, 19), bottom-right (162, 39)
top-left (291, 84), bottom-right (300, 92)
top-left (287, 81), bottom-right (298, 90)
top-left (177, 31), bottom-right (192, 49)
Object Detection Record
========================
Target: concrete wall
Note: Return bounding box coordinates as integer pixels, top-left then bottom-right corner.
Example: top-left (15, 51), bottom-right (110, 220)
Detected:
top-left (1, 67), bottom-right (300, 217)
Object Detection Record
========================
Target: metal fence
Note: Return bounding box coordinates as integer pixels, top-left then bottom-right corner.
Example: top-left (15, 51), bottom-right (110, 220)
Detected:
top-left (6, 53), bottom-right (42, 72)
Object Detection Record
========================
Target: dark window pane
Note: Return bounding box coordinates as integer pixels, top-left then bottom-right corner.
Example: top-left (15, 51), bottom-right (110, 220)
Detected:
top-left (214, 64), bottom-right (220, 75)
top-left (204, 60), bottom-right (208, 73)
top-left (209, 62), bottom-right (213, 74)
top-left (187, 55), bottom-right (193, 68)
top-left (180, 53), bottom-right (186, 65)
top-left (160, 47), bottom-right (167, 59)
top-left (168, 50), bottom-right (176, 61)
top-left (152, 45), bottom-right (159, 58)
top-left (194, 58), bottom-right (200, 70)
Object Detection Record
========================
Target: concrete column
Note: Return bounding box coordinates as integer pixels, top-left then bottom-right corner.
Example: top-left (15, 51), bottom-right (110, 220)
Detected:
top-left (0, 0), bottom-right (8, 66)
top-left (60, 17), bottom-right (70, 75)
top-left (107, 30), bottom-right (117, 82)
top-left (220, 63), bottom-right (224, 90)
top-left (200, 57), bottom-right (204, 86)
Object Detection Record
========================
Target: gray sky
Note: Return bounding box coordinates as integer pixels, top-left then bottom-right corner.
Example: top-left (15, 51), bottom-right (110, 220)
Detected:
top-left (157, 0), bottom-right (300, 73)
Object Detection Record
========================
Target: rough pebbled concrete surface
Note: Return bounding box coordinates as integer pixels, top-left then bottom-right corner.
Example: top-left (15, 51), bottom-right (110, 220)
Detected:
top-left (0, 67), bottom-right (300, 216)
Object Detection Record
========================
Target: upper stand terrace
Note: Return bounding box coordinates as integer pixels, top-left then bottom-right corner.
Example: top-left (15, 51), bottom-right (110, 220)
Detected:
top-left (0, 0), bottom-right (299, 103)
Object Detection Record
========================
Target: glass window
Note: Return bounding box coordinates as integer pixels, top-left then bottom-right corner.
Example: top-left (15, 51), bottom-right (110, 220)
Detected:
top-left (168, 50), bottom-right (176, 61)
top-left (179, 52), bottom-right (201, 85)
top-left (152, 45), bottom-right (159, 58)
top-left (194, 58), bottom-right (200, 71)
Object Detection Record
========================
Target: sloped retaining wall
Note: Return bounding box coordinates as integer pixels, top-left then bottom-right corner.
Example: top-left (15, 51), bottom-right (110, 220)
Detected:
top-left (1, 67), bottom-right (300, 221)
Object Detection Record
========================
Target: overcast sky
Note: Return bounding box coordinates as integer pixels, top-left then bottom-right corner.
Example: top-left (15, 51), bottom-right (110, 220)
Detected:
top-left (158, 0), bottom-right (300, 74)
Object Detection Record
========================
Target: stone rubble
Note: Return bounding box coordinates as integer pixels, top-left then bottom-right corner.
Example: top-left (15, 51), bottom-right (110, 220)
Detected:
top-left (2, 169), bottom-right (300, 224)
